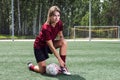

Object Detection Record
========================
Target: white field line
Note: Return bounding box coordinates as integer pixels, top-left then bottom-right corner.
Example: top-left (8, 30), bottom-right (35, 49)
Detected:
top-left (0, 39), bottom-right (120, 42)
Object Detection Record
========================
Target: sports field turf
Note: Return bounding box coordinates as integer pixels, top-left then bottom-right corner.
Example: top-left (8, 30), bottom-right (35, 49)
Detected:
top-left (0, 41), bottom-right (120, 80)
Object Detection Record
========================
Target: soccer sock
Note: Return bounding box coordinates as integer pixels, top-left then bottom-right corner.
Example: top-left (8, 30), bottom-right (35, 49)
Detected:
top-left (28, 64), bottom-right (35, 71)
top-left (60, 55), bottom-right (66, 63)
top-left (30, 65), bottom-right (35, 71)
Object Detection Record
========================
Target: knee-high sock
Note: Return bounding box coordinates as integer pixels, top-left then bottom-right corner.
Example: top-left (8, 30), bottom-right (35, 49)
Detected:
top-left (60, 55), bottom-right (66, 63)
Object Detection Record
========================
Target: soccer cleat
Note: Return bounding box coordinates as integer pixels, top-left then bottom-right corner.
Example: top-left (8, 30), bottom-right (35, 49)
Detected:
top-left (60, 66), bottom-right (71, 75)
top-left (27, 62), bottom-right (34, 71)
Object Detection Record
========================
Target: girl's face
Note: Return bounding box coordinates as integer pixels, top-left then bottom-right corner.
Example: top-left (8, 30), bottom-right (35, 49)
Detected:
top-left (50, 11), bottom-right (60, 24)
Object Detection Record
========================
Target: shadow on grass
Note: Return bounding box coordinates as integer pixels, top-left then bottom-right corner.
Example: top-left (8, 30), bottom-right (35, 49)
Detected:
top-left (43, 74), bottom-right (86, 80)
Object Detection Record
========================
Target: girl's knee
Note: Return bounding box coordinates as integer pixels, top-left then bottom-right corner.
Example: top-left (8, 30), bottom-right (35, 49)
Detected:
top-left (40, 66), bottom-right (46, 74)
top-left (38, 61), bottom-right (46, 74)
top-left (61, 39), bottom-right (67, 46)
top-left (38, 65), bottom-right (46, 74)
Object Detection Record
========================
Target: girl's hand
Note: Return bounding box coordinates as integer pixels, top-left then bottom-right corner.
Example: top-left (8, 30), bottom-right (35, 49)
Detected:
top-left (58, 59), bottom-right (65, 67)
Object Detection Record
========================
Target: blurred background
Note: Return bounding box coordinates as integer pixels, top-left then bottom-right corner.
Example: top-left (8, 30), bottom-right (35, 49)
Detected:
top-left (0, 0), bottom-right (120, 39)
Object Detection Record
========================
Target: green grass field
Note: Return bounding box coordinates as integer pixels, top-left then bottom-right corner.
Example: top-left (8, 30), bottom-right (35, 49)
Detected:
top-left (0, 41), bottom-right (120, 80)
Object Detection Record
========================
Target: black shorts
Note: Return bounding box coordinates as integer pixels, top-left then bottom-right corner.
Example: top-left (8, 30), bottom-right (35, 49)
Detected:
top-left (34, 46), bottom-right (52, 63)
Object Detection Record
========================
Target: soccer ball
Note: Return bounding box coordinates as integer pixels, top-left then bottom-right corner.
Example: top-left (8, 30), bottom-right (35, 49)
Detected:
top-left (46, 63), bottom-right (61, 76)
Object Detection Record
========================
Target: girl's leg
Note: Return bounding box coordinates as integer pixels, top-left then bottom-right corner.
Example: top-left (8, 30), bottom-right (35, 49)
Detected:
top-left (53, 39), bottom-right (71, 75)
top-left (28, 60), bottom-right (46, 74)
top-left (53, 39), bottom-right (67, 62)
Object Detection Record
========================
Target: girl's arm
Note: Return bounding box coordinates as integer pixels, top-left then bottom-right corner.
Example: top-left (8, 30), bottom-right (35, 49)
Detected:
top-left (58, 31), bottom-right (64, 40)
top-left (46, 40), bottom-right (65, 67)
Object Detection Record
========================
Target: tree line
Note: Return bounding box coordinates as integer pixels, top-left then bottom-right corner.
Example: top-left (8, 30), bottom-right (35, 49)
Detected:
top-left (0, 0), bottom-right (120, 38)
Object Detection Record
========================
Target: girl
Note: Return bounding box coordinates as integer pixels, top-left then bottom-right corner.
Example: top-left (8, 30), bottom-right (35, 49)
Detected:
top-left (28, 6), bottom-right (71, 75)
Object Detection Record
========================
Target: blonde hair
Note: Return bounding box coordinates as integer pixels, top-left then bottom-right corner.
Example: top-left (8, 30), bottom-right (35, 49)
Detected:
top-left (46, 6), bottom-right (60, 24)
